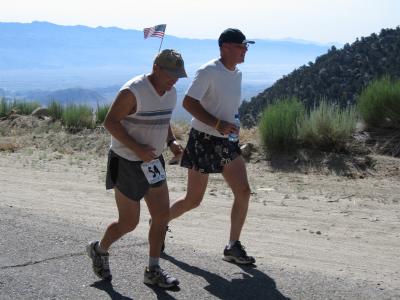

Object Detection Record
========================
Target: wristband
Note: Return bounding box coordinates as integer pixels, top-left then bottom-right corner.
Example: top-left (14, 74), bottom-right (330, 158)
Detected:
top-left (167, 138), bottom-right (176, 147)
top-left (215, 119), bottom-right (221, 130)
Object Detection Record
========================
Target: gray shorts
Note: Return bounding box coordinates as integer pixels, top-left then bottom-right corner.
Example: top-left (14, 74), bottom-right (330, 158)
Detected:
top-left (105, 150), bottom-right (166, 201)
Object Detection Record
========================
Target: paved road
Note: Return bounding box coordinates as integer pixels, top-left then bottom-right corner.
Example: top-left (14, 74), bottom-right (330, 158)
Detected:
top-left (1, 151), bottom-right (399, 300)
top-left (1, 204), bottom-right (397, 300)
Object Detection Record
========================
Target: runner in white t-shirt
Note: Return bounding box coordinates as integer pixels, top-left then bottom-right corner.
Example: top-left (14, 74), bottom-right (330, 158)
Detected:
top-left (168, 28), bottom-right (257, 265)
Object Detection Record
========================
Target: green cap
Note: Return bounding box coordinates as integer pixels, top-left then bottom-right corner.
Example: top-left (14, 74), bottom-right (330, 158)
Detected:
top-left (154, 49), bottom-right (187, 78)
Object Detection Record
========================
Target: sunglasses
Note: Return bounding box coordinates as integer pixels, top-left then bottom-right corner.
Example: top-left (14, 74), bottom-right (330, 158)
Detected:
top-left (227, 43), bottom-right (249, 50)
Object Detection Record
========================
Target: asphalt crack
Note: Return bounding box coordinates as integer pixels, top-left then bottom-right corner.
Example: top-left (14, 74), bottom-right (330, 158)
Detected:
top-left (0, 242), bottom-right (147, 270)
top-left (0, 251), bottom-right (84, 270)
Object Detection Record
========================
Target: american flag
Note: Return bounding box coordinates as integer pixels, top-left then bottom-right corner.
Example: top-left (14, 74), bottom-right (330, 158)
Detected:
top-left (143, 24), bottom-right (166, 39)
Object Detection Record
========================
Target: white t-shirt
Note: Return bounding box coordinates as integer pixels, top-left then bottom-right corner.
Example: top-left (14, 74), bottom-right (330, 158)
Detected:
top-left (186, 59), bottom-right (242, 137)
top-left (111, 74), bottom-right (176, 161)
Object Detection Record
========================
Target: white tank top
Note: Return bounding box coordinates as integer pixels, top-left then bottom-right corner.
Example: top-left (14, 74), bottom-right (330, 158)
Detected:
top-left (110, 74), bottom-right (177, 161)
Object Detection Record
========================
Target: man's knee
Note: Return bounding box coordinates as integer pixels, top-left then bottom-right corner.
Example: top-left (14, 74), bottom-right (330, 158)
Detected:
top-left (186, 195), bottom-right (203, 209)
top-left (117, 219), bottom-right (139, 234)
top-left (234, 184), bottom-right (251, 201)
top-left (151, 209), bottom-right (170, 224)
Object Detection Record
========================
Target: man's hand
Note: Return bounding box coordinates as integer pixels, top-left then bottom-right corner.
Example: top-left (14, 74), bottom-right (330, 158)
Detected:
top-left (217, 120), bottom-right (239, 136)
top-left (136, 144), bottom-right (157, 162)
top-left (169, 140), bottom-right (184, 157)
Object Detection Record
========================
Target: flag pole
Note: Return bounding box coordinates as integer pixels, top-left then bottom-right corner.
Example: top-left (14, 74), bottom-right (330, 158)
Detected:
top-left (158, 36), bottom-right (164, 53)
top-left (158, 25), bottom-right (166, 53)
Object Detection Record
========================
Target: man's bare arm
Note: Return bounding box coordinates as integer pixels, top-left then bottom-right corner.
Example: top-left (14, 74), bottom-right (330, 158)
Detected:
top-left (104, 89), bottom-right (157, 162)
top-left (183, 95), bottom-right (238, 135)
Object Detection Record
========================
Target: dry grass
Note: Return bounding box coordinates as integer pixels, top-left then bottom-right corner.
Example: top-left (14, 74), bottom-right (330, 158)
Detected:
top-left (1, 115), bottom-right (399, 180)
top-left (0, 142), bottom-right (21, 152)
top-left (239, 127), bottom-right (260, 145)
top-left (171, 121), bottom-right (260, 146)
top-left (366, 128), bottom-right (400, 157)
top-left (171, 121), bottom-right (191, 141)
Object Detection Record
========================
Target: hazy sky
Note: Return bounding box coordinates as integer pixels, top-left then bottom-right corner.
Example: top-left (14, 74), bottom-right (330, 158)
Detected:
top-left (1, 0), bottom-right (399, 43)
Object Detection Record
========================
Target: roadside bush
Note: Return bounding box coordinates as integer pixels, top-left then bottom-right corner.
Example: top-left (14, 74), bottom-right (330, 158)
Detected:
top-left (62, 104), bottom-right (94, 130)
top-left (16, 100), bottom-right (41, 115)
top-left (358, 76), bottom-right (400, 128)
top-left (298, 100), bottom-right (358, 152)
top-left (47, 100), bottom-right (64, 120)
top-left (95, 103), bottom-right (110, 125)
top-left (0, 98), bottom-right (11, 117)
top-left (10, 99), bottom-right (41, 115)
top-left (259, 97), bottom-right (305, 152)
top-left (1, 98), bottom-right (41, 117)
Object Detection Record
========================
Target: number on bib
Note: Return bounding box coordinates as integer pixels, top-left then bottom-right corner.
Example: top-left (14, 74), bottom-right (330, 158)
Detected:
top-left (141, 159), bottom-right (166, 184)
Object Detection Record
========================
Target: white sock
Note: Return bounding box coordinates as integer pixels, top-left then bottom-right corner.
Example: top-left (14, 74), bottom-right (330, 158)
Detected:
top-left (149, 257), bottom-right (160, 268)
top-left (95, 242), bottom-right (108, 254)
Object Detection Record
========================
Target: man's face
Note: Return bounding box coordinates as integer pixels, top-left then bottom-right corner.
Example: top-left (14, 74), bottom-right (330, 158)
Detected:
top-left (224, 43), bottom-right (249, 64)
top-left (157, 67), bottom-right (179, 91)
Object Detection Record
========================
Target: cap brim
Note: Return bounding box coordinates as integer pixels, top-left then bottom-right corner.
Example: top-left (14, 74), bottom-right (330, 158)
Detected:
top-left (242, 39), bottom-right (255, 44)
top-left (164, 68), bottom-right (188, 79)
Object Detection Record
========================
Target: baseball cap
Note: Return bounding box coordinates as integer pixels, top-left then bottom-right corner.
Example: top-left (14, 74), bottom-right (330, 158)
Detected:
top-left (154, 49), bottom-right (187, 78)
top-left (218, 28), bottom-right (255, 47)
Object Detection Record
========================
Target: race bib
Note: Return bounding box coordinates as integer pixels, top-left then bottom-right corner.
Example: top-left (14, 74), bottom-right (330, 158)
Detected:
top-left (141, 159), bottom-right (166, 184)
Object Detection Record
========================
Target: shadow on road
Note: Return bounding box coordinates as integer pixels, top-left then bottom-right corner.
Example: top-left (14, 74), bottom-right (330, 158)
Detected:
top-left (162, 253), bottom-right (290, 300)
top-left (144, 283), bottom-right (180, 300)
top-left (91, 276), bottom-right (181, 300)
top-left (91, 280), bottom-right (133, 300)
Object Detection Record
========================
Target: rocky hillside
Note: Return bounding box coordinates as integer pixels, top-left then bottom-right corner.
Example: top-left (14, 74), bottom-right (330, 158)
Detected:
top-left (240, 27), bottom-right (400, 127)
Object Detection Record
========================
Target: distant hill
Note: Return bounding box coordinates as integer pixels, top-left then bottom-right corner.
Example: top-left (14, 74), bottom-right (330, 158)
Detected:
top-left (239, 27), bottom-right (400, 127)
top-left (0, 21), bottom-right (333, 92)
top-left (18, 88), bottom-right (106, 105)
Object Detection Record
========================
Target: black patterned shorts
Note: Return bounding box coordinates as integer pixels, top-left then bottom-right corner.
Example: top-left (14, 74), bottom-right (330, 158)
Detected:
top-left (180, 128), bottom-right (241, 174)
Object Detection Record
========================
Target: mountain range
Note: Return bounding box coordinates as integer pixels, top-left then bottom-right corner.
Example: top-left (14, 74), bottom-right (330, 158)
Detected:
top-left (0, 21), bottom-right (335, 119)
top-left (239, 26), bottom-right (400, 127)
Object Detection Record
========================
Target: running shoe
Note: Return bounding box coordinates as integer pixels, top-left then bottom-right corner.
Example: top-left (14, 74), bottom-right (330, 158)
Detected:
top-left (223, 241), bottom-right (256, 265)
top-left (143, 265), bottom-right (179, 288)
top-left (86, 241), bottom-right (112, 281)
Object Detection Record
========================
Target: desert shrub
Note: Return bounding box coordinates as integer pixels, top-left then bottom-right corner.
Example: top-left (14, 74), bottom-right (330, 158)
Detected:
top-left (298, 100), bottom-right (358, 151)
top-left (62, 103), bottom-right (94, 130)
top-left (1, 98), bottom-right (41, 116)
top-left (47, 100), bottom-right (64, 120)
top-left (0, 98), bottom-right (11, 117)
top-left (358, 76), bottom-right (400, 128)
top-left (11, 99), bottom-right (41, 115)
top-left (19, 100), bottom-right (40, 115)
top-left (381, 79), bottom-right (400, 128)
top-left (259, 97), bottom-right (305, 152)
top-left (95, 103), bottom-right (110, 125)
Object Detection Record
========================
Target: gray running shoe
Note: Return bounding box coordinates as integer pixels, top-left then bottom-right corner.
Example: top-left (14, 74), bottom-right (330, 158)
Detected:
top-left (86, 241), bottom-right (112, 281)
top-left (143, 265), bottom-right (179, 288)
top-left (223, 241), bottom-right (256, 265)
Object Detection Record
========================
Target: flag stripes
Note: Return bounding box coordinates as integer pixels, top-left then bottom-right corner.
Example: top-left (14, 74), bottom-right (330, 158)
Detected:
top-left (144, 24), bottom-right (166, 39)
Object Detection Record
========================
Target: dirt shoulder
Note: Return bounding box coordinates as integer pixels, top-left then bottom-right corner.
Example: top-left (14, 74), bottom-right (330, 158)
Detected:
top-left (1, 116), bottom-right (400, 299)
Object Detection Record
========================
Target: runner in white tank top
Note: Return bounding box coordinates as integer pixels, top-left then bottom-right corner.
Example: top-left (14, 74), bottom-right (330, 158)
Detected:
top-left (86, 49), bottom-right (187, 288)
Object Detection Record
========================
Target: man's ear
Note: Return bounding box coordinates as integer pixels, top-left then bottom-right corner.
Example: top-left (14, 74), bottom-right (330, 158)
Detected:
top-left (153, 64), bottom-right (161, 73)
